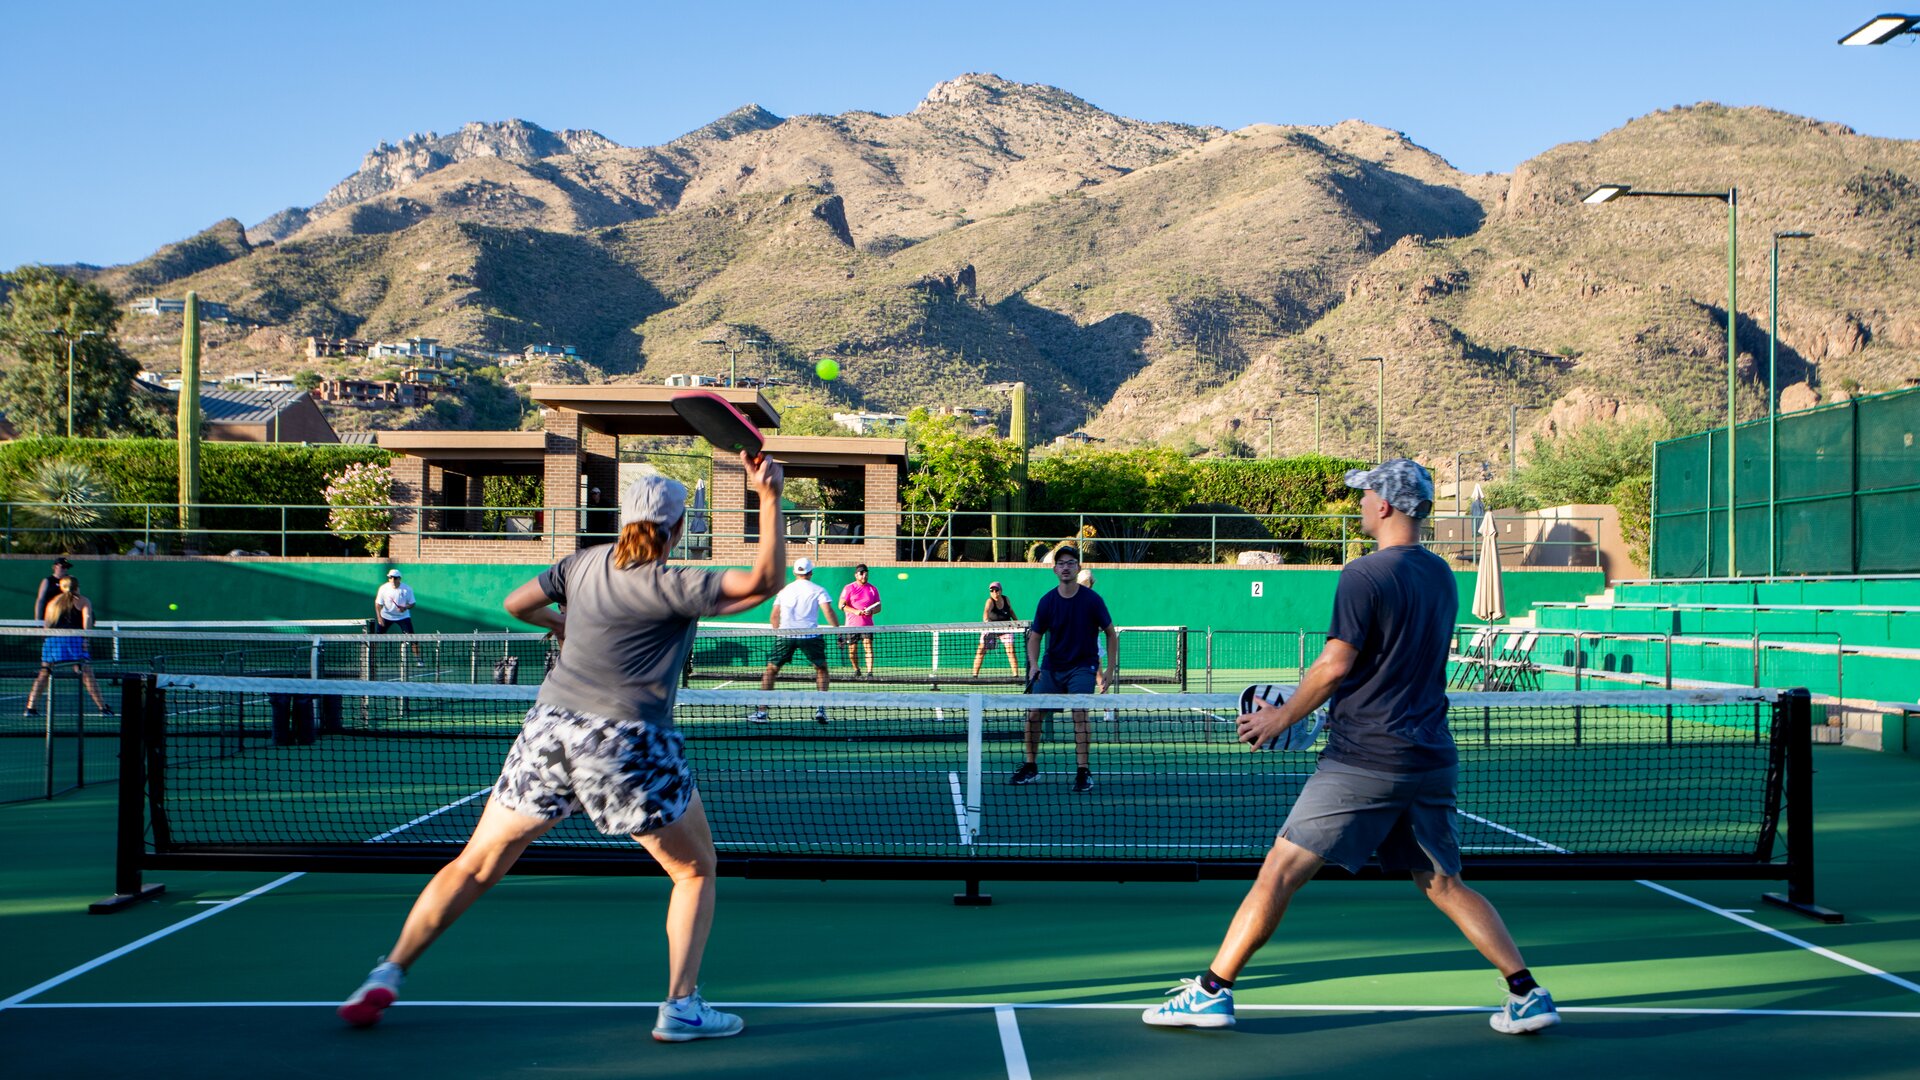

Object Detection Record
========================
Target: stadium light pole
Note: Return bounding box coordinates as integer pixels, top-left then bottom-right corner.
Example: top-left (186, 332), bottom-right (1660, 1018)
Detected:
top-left (1769, 230), bottom-right (1814, 581)
top-left (1839, 13), bottom-right (1920, 44)
top-left (1585, 183), bottom-right (1741, 576)
top-left (1508, 404), bottom-right (1542, 479)
top-left (697, 337), bottom-right (736, 387)
top-left (1360, 357), bottom-right (1385, 461)
top-left (41, 327), bottom-right (103, 437)
top-left (1285, 390), bottom-right (1322, 453)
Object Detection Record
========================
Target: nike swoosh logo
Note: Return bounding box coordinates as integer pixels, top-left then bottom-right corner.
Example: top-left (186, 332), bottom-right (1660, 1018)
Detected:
top-left (671, 1013), bottom-right (703, 1026)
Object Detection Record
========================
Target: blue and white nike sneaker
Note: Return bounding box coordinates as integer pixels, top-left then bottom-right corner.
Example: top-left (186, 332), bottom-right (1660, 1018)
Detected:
top-left (652, 991), bottom-right (745, 1042)
top-left (1489, 987), bottom-right (1560, 1034)
top-left (1142, 977), bottom-right (1235, 1028)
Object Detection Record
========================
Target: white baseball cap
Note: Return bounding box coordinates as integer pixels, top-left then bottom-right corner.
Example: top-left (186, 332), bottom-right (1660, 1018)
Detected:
top-left (620, 467), bottom-right (688, 528)
top-left (386, 569), bottom-right (402, 578)
top-left (793, 557), bottom-right (815, 575)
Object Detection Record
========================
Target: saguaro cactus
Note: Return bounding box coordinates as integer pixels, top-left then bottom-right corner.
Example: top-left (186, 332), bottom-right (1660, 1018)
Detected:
top-left (179, 291), bottom-right (202, 534)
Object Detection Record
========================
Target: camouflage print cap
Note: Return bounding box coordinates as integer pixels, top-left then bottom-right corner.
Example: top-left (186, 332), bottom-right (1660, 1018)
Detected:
top-left (1344, 458), bottom-right (1435, 518)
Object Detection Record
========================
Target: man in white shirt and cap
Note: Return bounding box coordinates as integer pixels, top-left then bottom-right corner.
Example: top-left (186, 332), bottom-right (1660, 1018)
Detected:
top-left (374, 568), bottom-right (421, 667)
top-left (751, 557), bottom-right (838, 724)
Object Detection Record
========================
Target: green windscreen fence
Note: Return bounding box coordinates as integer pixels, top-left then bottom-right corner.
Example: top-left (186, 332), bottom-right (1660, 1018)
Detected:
top-left (1653, 386), bottom-right (1920, 578)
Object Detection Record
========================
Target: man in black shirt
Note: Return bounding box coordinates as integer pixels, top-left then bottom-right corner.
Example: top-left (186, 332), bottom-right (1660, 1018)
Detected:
top-left (1008, 546), bottom-right (1117, 793)
top-left (1144, 459), bottom-right (1557, 1036)
top-left (32, 557), bottom-right (71, 621)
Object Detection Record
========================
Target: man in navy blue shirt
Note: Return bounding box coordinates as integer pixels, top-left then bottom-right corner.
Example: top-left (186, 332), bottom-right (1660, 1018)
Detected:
top-left (1143, 459), bottom-right (1557, 1036)
top-left (1009, 545), bottom-right (1117, 793)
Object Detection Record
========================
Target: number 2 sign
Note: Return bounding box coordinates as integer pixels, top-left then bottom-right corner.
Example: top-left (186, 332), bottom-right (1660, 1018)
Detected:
top-left (1251, 581), bottom-right (1265, 598)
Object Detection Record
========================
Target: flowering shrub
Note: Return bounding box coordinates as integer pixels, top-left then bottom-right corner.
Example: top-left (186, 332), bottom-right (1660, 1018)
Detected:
top-left (323, 461), bottom-right (395, 556)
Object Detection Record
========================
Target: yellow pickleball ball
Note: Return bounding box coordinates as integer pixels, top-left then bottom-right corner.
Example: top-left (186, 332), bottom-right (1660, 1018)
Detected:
top-left (896, 572), bottom-right (909, 580)
top-left (815, 358), bottom-right (840, 381)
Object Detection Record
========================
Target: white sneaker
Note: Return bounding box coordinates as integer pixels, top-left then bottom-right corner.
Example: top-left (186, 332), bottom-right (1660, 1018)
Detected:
top-left (748, 710), bottom-right (770, 724)
top-left (652, 991), bottom-right (745, 1042)
top-left (1489, 987), bottom-right (1560, 1034)
top-left (1142, 977), bottom-right (1235, 1028)
top-left (338, 960), bottom-right (404, 1027)
top-left (814, 707), bottom-right (829, 724)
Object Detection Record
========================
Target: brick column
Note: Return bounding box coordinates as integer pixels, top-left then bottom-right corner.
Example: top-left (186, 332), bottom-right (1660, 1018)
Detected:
top-left (466, 472), bottom-right (487, 533)
top-left (388, 453), bottom-right (424, 558)
top-left (864, 461), bottom-right (901, 564)
top-left (711, 453), bottom-right (750, 564)
top-left (544, 412), bottom-right (581, 558)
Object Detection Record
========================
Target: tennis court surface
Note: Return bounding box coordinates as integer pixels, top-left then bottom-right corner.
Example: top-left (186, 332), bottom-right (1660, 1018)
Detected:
top-left (5, 680), bottom-right (1918, 1078)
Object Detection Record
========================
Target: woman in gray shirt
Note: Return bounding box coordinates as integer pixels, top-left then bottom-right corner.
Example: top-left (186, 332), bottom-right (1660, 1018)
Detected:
top-left (341, 453), bottom-right (787, 1043)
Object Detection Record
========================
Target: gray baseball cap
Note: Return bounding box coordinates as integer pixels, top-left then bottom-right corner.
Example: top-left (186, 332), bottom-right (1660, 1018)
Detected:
top-left (1344, 458), bottom-right (1435, 518)
top-left (620, 467), bottom-right (688, 528)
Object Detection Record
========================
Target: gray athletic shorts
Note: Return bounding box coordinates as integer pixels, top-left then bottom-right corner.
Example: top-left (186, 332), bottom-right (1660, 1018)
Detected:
top-left (1279, 759), bottom-right (1462, 876)
top-left (491, 703), bottom-right (694, 836)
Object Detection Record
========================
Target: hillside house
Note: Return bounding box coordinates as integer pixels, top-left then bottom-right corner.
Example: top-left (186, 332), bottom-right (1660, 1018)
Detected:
top-left (833, 411), bottom-right (909, 435)
top-left (1053, 431), bottom-right (1104, 447)
top-left (317, 378), bottom-right (424, 408)
top-left (130, 297), bottom-right (232, 320)
top-left (369, 337), bottom-right (457, 363)
top-left (665, 374), bottom-right (722, 388)
top-left (951, 406), bottom-right (995, 425)
top-left (307, 336), bottom-right (373, 359)
top-left (524, 343), bottom-right (580, 362)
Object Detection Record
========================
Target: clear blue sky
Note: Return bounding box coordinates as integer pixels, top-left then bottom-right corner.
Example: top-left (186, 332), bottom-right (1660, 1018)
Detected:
top-left (2, 0), bottom-right (1914, 269)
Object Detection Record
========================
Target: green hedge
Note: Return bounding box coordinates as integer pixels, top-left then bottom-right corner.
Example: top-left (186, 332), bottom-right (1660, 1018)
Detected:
top-left (0, 438), bottom-right (390, 555)
top-left (1027, 450), bottom-right (1367, 562)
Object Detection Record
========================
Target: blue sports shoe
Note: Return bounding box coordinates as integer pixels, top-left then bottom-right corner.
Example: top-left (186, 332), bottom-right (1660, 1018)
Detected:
top-left (652, 991), bottom-right (745, 1042)
top-left (1489, 987), bottom-right (1559, 1034)
top-left (1142, 977), bottom-right (1235, 1029)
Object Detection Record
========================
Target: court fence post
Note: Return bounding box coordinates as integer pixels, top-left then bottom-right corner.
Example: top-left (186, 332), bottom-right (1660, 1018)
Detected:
top-left (91, 676), bottom-right (165, 913)
top-left (1762, 688), bottom-right (1842, 922)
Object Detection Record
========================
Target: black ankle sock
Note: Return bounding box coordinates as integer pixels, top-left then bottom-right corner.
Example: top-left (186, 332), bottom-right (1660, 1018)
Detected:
top-left (1199, 969), bottom-right (1234, 994)
top-left (1504, 969), bottom-right (1539, 996)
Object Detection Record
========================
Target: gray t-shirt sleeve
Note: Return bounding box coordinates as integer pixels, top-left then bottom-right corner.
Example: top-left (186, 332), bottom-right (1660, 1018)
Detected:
top-left (536, 550), bottom-right (582, 604)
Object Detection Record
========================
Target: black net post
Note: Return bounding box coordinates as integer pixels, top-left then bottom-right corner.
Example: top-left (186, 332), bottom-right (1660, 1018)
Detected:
top-left (90, 677), bottom-right (165, 914)
top-left (1763, 688), bottom-right (1842, 923)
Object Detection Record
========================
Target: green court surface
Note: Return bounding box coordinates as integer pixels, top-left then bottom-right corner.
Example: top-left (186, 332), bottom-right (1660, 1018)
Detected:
top-left (4, 742), bottom-right (1919, 1078)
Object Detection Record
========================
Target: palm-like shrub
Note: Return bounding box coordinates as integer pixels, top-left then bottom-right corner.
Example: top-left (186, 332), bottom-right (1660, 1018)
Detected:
top-left (18, 458), bottom-right (113, 553)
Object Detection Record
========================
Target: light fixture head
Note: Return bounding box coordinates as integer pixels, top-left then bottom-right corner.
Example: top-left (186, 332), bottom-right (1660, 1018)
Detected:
top-left (698, 338), bottom-right (726, 345)
top-left (1584, 184), bottom-right (1631, 205)
top-left (1840, 14), bottom-right (1919, 46)
top-left (1775, 230), bottom-right (1815, 240)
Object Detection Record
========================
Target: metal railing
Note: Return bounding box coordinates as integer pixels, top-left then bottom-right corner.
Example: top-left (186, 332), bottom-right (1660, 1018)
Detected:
top-left (0, 500), bottom-right (1602, 566)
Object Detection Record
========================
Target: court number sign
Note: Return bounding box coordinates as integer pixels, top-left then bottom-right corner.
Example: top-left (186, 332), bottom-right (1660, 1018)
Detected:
top-left (1251, 581), bottom-right (1265, 598)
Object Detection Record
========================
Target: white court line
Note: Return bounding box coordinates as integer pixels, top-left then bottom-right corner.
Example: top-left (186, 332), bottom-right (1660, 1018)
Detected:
top-left (1457, 810), bottom-right (1920, 998)
top-left (995, 1005), bottom-right (1032, 1079)
top-left (2, 783), bottom-right (493, 1010)
top-left (948, 771), bottom-right (971, 846)
top-left (1635, 880), bottom-right (1920, 996)
top-left (7, 1000), bottom-right (1918, 1020)
top-left (0, 873), bottom-right (305, 1010)
top-left (366, 789), bottom-right (491, 843)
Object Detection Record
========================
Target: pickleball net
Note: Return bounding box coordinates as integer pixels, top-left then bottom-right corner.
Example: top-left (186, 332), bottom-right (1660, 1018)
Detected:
top-left (99, 676), bottom-right (1824, 916)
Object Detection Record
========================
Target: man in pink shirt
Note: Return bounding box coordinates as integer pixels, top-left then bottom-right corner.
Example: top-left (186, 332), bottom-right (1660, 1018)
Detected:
top-left (838, 563), bottom-right (881, 677)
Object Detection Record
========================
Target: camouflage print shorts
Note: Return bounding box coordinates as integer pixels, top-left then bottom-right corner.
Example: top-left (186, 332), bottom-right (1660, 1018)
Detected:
top-left (491, 704), bottom-right (694, 836)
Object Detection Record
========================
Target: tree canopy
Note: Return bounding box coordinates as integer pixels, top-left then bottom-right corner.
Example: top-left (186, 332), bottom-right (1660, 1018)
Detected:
top-left (0, 268), bottom-right (164, 437)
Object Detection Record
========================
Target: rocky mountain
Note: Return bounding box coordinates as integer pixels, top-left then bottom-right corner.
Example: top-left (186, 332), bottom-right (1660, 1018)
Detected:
top-left (60, 77), bottom-right (1920, 464)
top-left (250, 119), bottom-right (620, 242)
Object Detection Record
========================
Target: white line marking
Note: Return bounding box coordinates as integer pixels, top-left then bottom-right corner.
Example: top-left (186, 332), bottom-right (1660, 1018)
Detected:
top-left (948, 771), bottom-right (971, 846)
top-left (0, 873), bottom-right (305, 1010)
top-left (365, 789), bottom-right (491, 843)
top-left (1635, 880), bottom-right (1920, 996)
top-left (1458, 809), bottom-right (1920, 999)
top-left (995, 1005), bottom-right (1032, 1079)
top-left (6, 1000), bottom-right (1918, 1020)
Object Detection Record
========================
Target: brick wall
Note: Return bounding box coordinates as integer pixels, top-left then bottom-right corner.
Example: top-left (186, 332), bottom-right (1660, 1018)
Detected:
top-left (543, 411), bottom-right (582, 559)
